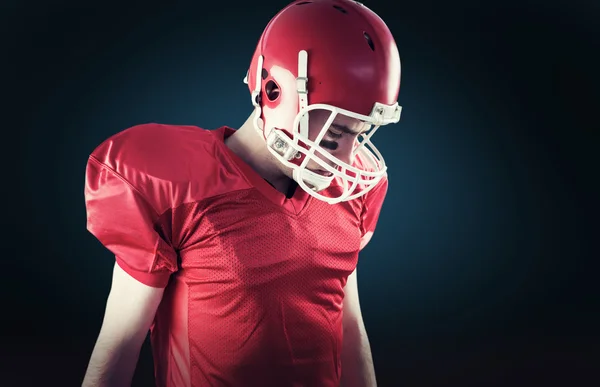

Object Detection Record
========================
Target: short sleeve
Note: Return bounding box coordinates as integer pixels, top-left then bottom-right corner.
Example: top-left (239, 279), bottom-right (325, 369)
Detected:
top-left (359, 177), bottom-right (389, 250)
top-left (85, 156), bottom-right (178, 287)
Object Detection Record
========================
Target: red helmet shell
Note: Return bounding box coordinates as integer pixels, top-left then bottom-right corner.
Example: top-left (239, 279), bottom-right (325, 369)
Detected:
top-left (247, 0), bottom-right (401, 133)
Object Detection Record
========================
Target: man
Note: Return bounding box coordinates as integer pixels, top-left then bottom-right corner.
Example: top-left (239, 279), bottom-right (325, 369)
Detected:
top-left (82, 0), bottom-right (402, 386)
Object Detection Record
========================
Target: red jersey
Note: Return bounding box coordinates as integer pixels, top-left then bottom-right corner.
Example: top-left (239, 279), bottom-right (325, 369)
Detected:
top-left (85, 123), bottom-right (388, 387)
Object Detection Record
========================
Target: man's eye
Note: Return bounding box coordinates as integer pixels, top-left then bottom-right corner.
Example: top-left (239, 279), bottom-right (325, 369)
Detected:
top-left (327, 130), bottom-right (343, 139)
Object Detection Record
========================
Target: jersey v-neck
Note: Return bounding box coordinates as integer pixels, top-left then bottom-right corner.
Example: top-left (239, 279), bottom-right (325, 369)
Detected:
top-left (212, 126), bottom-right (312, 216)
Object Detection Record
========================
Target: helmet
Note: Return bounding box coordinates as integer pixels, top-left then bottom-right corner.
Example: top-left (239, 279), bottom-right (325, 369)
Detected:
top-left (244, 0), bottom-right (402, 204)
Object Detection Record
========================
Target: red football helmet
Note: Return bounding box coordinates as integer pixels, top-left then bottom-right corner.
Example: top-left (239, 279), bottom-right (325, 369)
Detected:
top-left (244, 0), bottom-right (402, 203)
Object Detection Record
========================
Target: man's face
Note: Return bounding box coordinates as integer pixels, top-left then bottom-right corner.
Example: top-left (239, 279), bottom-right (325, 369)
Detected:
top-left (303, 109), bottom-right (370, 176)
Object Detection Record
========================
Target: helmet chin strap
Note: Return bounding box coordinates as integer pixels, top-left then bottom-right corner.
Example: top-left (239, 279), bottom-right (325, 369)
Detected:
top-left (266, 129), bottom-right (334, 191)
top-left (293, 168), bottom-right (334, 191)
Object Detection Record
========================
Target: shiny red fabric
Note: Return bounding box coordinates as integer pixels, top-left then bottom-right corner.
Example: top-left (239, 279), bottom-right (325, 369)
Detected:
top-left (85, 123), bottom-right (388, 387)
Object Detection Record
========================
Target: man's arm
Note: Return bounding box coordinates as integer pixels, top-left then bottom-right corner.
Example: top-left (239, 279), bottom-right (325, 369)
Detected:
top-left (82, 262), bottom-right (165, 387)
top-left (340, 268), bottom-right (377, 387)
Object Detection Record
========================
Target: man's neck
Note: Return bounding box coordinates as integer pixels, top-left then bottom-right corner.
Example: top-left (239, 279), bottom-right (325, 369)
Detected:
top-left (225, 115), bottom-right (295, 196)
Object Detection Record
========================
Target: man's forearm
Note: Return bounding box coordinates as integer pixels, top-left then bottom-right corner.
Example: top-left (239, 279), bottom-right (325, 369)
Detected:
top-left (82, 336), bottom-right (142, 387)
top-left (340, 318), bottom-right (377, 387)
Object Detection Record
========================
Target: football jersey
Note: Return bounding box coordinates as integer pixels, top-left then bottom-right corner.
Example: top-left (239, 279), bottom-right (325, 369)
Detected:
top-left (85, 123), bottom-right (388, 387)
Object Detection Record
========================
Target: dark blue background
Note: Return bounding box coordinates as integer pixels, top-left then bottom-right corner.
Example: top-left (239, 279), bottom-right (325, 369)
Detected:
top-left (3, 0), bottom-right (598, 386)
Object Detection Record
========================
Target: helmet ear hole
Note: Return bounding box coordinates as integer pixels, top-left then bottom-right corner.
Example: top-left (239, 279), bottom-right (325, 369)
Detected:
top-left (265, 80), bottom-right (280, 101)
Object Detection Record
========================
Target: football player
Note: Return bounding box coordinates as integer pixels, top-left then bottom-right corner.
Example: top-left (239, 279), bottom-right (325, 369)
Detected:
top-left (82, 0), bottom-right (402, 386)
